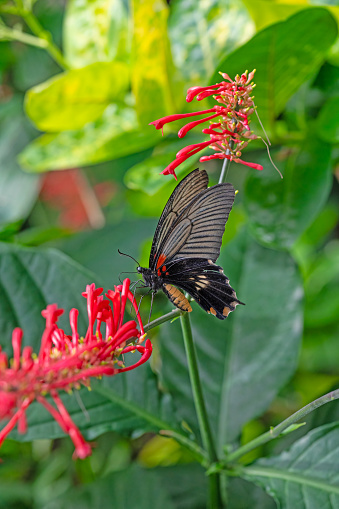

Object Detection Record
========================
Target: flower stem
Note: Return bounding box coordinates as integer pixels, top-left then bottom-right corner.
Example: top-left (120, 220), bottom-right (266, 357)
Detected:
top-left (180, 311), bottom-right (223, 508)
top-left (144, 308), bottom-right (184, 333)
top-left (218, 156), bottom-right (231, 184)
top-left (13, 1), bottom-right (69, 70)
top-left (226, 389), bottom-right (339, 463)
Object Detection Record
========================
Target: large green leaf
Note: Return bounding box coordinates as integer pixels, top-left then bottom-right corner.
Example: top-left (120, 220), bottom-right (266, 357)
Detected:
top-left (243, 139), bottom-right (332, 250)
top-left (317, 95), bottom-right (339, 143)
top-left (124, 134), bottom-right (204, 195)
top-left (211, 8), bottom-right (338, 129)
top-left (0, 243), bottom-right (99, 352)
top-left (59, 218), bottom-right (157, 284)
top-left (0, 101), bottom-right (39, 225)
top-left (0, 244), bottom-right (183, 444)
top-left (159, 229), bottom-right (303, 447)
top-left (63, 0), bottom-right (130, 68)
top-left (243, 423), bottom-right (339, 509)
top-left (131, 0), bottom-right (178, 125)
top-left (25, 62), bottom-right (129, 132)
top-left (42, 465), bottom-right (176, 509)
top-left (18, 106), bottom-right (160, 172)
top-left (169, 0), bottom-right (254, 83)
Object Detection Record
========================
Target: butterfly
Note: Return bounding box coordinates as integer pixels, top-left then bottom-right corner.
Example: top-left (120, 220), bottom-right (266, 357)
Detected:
top-left (137, 168), bottom-right (243, 319)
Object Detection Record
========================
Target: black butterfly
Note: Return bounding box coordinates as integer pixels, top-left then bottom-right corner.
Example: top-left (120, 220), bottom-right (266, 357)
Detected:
top-left (137, 169), bottom-right (243, 319)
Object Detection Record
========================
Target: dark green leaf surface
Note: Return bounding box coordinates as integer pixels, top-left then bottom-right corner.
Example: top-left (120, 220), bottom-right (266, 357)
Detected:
top-left (244, 423), bottom-right (339, 509)
top-left (159, 229), bottom-right (303, 447)
top-left (244, 140), bottom-right (332, 250)
top-left (0, 244), bottom-right (181, 443)
top-left (0, 101), bottom-right (39, 225)
top-left (59, 218), bottom-right (157, 284)
top-left (211, 8), bottom-right (338, 128)
top-left (0, 243), bottom-right (97, 353)
top-left (317, 95), bottom-right (339, 143)
top-left (42, 465), bottom-right (176, 509)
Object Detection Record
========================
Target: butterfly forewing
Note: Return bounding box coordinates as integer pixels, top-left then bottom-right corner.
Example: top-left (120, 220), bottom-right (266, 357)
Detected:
top-left (155, 183), bottom-right (235, 265)
top-left (149, 169), bottom-right (208, 266)
top-left (139, 168), bottom-right (243, 320)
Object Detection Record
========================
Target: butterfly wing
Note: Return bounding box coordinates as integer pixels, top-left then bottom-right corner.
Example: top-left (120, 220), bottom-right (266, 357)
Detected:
top-left (152, 183), bottom-right (235, 269)
top-left (149, 169), bottom-right (209, 266)
top-left (162, 258), bottom-right (242, 320)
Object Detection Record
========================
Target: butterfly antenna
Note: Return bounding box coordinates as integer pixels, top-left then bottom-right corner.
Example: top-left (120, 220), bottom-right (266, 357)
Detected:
top-left (118, 249), bottom-right (140, 266)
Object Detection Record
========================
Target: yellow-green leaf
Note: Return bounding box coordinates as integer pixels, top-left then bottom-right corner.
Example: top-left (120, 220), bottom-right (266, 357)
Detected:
top-left (63, 0), bottom-right (130, 68)
top-left (131, 0), bottom-right (179, 125)
top-left (18, 106), bottom-right (160, 172)
top-left (25, 61), bottom-right (129, 132)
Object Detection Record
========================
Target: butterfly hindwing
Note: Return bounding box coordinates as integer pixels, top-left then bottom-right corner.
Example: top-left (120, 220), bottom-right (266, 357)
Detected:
top-left (162, 258), bottom-right (241, 320)
top-left (149, 169), bottom-right (208, 265)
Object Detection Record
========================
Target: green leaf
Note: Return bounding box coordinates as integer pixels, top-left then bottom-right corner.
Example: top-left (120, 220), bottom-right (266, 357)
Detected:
top-left (159, 229), bottom-right (303, 447)
top-left (0, 244), bottom-right (183, 444)
top-left (58, 218), bottom-right (157, 283)
top-left (64, 0), bottom-right (130, 68)
top-left (317, 95), bottom-right (339, 143)
top-left (18, 106), bottom-right (160, 172)
top-left (124, 135), bottom-right (204, 195)
top-left (0, 99), bottom-right (39, 225)
top-left (25, 62), bottom-right (129, 132)
top-left (243, 139), bottom-right (332, 250)
top-left (211, 8), bottom-right (338, 128)
top-left (242, 0), bottom-right (307, 31)
top-left (0, 243), bottom-right (99, 352)
top-left (304, 240), bottom-right (339, 328)
top-left (243, 423), bottom-right (339, 509)
top-left (169, 0), bottom-right (254, 83)
top-left (42, 465), bottom-right (176, 509)
top-left (131, 0), bottom-right (178, 124)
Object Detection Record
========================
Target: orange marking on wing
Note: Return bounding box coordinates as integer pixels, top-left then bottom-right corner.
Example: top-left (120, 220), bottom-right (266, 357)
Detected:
top-left (165, 272), bottom-right (169, 276)
top-left (209, 307), bottom-right (217, 316)
top-left (157, 269), bottom-right (161, 277)
top-left (156, 253), bottom-right (166, 269)
top-left (162, 265), bottom-right (167, 272)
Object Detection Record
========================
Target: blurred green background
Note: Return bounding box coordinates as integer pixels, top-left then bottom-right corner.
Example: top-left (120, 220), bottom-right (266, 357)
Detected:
top-left (0, 1), bottom-right (339, 508)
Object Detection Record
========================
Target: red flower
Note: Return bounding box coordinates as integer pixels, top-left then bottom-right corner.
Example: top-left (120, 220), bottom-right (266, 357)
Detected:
top-left (0, 279), bottom-right (152, 459)
top-left (150, 70), bottom-right (263, 179)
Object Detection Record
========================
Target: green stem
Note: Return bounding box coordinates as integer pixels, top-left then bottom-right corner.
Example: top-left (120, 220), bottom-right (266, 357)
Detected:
top-left (13, 2), bottom-right (69, 70)
top-left (0, 26), bottom-right (47, 48)
top-left (226, 389), bottom-right (339, 463)
top-left (218, 140), bottom-right (235, 184)
top-left (144, 308), bottom-right (184, 333)
top-left (180, 312), bottom-right (223, 508)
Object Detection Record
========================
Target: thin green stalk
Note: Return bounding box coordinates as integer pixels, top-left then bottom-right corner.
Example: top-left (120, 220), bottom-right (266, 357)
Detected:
top-left (226, 389), bottom-right (339, 464)
top-left (144, 308), bottom-right (183, 333)
top-left (0, 26), bottom-right (47, 48)
top-left (180, 312), bottom-right (223, 508)
top-left (13, 1), bottom-right (69, 70)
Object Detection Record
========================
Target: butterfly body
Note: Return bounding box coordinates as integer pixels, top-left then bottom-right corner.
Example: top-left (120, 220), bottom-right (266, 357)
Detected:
top-left (138, 169), bottom-right (243, 319)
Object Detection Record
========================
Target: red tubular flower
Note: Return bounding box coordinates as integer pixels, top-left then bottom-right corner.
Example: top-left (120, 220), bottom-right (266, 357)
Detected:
top-left (150, 69), bottom-right (263, 179)
top-left (0, 279), bottom-right (152, 459)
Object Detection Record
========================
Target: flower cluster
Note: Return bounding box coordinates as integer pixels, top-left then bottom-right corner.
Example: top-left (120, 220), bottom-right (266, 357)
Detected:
top-left (150, 70), bottom-right (263, 179)
top-left (0, 279), bottom-right (152, 459)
